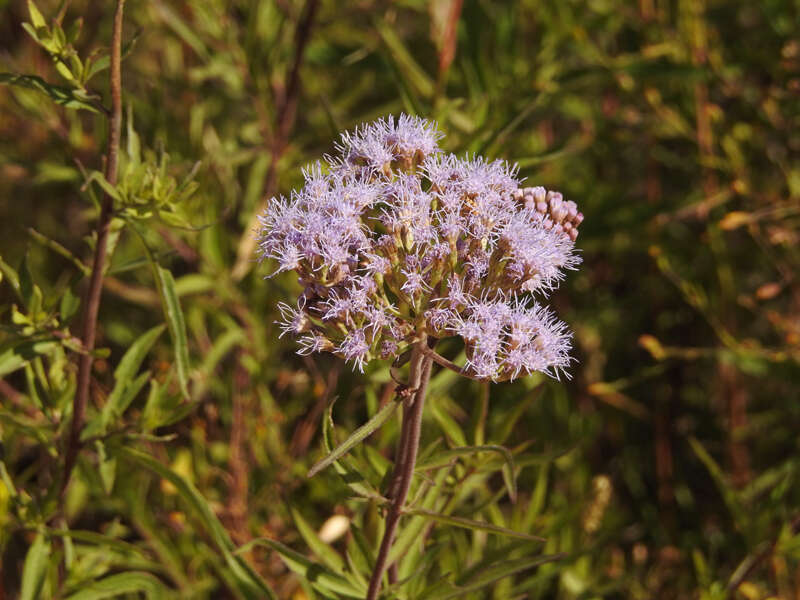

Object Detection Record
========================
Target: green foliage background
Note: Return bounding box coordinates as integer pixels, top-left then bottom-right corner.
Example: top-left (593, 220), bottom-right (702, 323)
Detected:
top-left (1, 0), bottom-right (799, 598)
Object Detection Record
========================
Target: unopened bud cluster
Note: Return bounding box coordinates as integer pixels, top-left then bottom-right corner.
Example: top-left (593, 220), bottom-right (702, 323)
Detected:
top-left (514, 187), bottom-right (584, 241)
top-left (257, 115), bottom-right (582, 380)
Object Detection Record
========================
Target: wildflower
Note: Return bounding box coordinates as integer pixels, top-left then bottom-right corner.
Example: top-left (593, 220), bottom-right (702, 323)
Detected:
top-left (257, 114), bottom-right (582, 380)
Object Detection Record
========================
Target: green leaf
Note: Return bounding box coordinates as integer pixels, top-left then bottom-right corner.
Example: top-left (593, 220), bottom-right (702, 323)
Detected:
top-left (0, 73), bottom-right (101, 112)
top-left (66, 16), bottom-right (83, 44)
top-left (404, 508), bottom-right (545, 542)
top-left (101, 325), bottom-right (165, 431)
top-left (141, 374), bottom-right (191, 431)
top-left (0, 255), bottom-right (21, 300)
top-left (157, 210), bottom-right (196, 230)
top-left (117, 447), bottom-right (276, 599)
top-left (27, 0), bottom-right (46, 29)
top-left (308, 398), bottom-right (401, 478)
top-left (63, 572), bottom-right (170, 600)
top-left (344, 522), bottom-right (372, 582)
top-left (20, 532), bottom-right (50, 600)
top-left (0, 460), bottom-right (18, 498)
top-left (417, 552), bottom-right (566, 600)
top-left (237, 538), bottom-right (365, 598)
top-left (0, 339), bottom-right (58, 378)
top-left (95, 440), bottom-right (117, 494)
top-left (174, 274), bottom-right (215, 297)
top-left (126, 105), bottom-right (141, 164)
top-left (374, 19), bottom-right (434, 98)
top-left (0, 406), bottom-right (54, 444)
top-left (430, 400), bottom-right (467, 446)
top-left (27, 227), bottom-right (90, 275)
top-left (391, 467), bottom-right (452, 570)
top-left (688, 437), bottom-right (748, 530)
top-left (319, 402), bottom-right (383, 501)
top-left (48, 529), bottom-right (149, 557)
top-left (153, 2), bottom-right (210, 60)
top-left (415, 444), bottom-right (518, 502)
top-left (153, 265), bottom-right (190, 398)
top-left (85, 54), bottom-right (110, 83)
top-left (83, 170), bottom-right (122, 202)
top-left (197, 327), bottom-right (244, 380)
top-left (18, 253), bottom-right (42, 314)
top-left (290, 507), bottom-right (346, 574)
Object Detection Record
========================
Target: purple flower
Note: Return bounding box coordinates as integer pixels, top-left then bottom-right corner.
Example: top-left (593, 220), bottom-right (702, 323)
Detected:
top-left (276, 301), bottom-right (311, 338)
top-left (297, 332), bottom-right (334, 355)
top-left (256, 114), bottom-right (582, 377)
top-left (338, 329), bottom-right (370, 372)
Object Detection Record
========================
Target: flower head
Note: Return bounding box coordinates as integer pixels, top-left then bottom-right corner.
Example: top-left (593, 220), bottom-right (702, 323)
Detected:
top-left (257, 114), bottom-right (582, 380)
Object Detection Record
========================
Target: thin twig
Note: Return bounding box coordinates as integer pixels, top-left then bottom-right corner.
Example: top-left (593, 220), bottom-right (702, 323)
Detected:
top-left (418, 343), bottom-right (483, 381)
top-left (228, 351), bottom-right (250, 546)
top-left (62, 0), bottom-right (125, 496)
top-left (232, 0), bottom-right (321, 280)
top-left (367, 339), bottom-right (433, 600)
top-left (434, 0), bottom-right (463, 101)
top-left (727, 515), bottom-right (800, 597)
top-left (292, 360), bottom-right (341, 456)
top-left (386, 402), bottom-right (413, 585)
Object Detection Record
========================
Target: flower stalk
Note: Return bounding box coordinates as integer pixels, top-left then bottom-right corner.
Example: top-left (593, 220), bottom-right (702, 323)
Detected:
top-left (367, 338), bottom-right (433, 600)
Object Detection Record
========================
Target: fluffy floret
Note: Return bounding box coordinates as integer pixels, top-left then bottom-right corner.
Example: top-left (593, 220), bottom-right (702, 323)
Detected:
top-left (257, 114), bottom-right (582, 379)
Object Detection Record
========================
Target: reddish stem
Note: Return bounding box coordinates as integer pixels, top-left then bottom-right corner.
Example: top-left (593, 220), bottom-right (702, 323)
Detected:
top-left (62, 0), bottom-right (125, 495)
top-left (366, 341), bottom-right (433, 600)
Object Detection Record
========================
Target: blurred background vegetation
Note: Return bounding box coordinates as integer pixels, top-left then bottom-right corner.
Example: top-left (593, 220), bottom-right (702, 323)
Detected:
top-left (1, 0), bottom-right (799, 598)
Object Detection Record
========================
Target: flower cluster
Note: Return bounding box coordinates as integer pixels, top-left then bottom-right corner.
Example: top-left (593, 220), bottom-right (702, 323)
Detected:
top-left (257, 115), bottom-right (582, 380)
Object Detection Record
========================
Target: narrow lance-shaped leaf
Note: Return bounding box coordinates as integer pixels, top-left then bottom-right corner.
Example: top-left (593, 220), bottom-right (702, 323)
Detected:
top-left (308, 398), bottom-right (401, 478)
top-left (417, 552), bottom-right (567, 600)
top-left (132, 225), bottom-right (191, 398)
top-left (0, 339), bottom-right (58, 378)
top-left (374, 19), bottom-right (435, 98)
top-left (290, 507), bottom-right (346, 574)
top-left (403, 508), bottom-right (546, 542)
top-left (27, 0), bottom-right (46, 29)
top-left (101, 324), bottom-right (165, 430)
top-left (0, 255), bottom-right (22, 300)
top-left (0, 73), bottom-right (102, 112)
top-left (48, 529), bottom-right (150, 557)
top-left (153, 265), bottom-right (190, 398)
top-left (320, 402), bottom-right (383, 501)
top-left (117, 447), bottom-right (276, 599)
top-left (20, 532), bottom-right (50, 600)
top-left (237, 538), bottom-right (365, 599)
top-left (689, 436), bottom-right (748, 530)
top-left (415, 444), bottom-right (518, 502)
top-left (95, 440), bottom-right (117, 494)
top-left (63, 572), bottom-right (170, 600)
top-left (391, 467), bottom-right (452, 570)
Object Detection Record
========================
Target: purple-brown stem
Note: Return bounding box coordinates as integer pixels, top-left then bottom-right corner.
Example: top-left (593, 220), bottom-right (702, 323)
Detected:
top-left (62, 0), bottom-right (125, 496)
top-left (366, 340), bottom-right (433, 600)
top-left (232, 0), bottom-right (320, 280)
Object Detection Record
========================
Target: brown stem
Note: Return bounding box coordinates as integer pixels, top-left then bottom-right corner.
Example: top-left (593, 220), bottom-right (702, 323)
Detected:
top-left (62, 0), bottom-right (125, 496)
top-left (727, 515), bottom-right (800, 598)
top-left (434, 0), bottom-right (463, 101)
top-left (689, 0), bottom-right (750, 487)
top-left (418, 343), bottom-right (483, 381)
top-left (232, 0), bottom-right (321, 280)
top-left (228, 351), bottom-right (250, 545)
top-left (386, 375), bottom-right (417, 586)
top-left (366, 341), bottom-right (433, 600)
